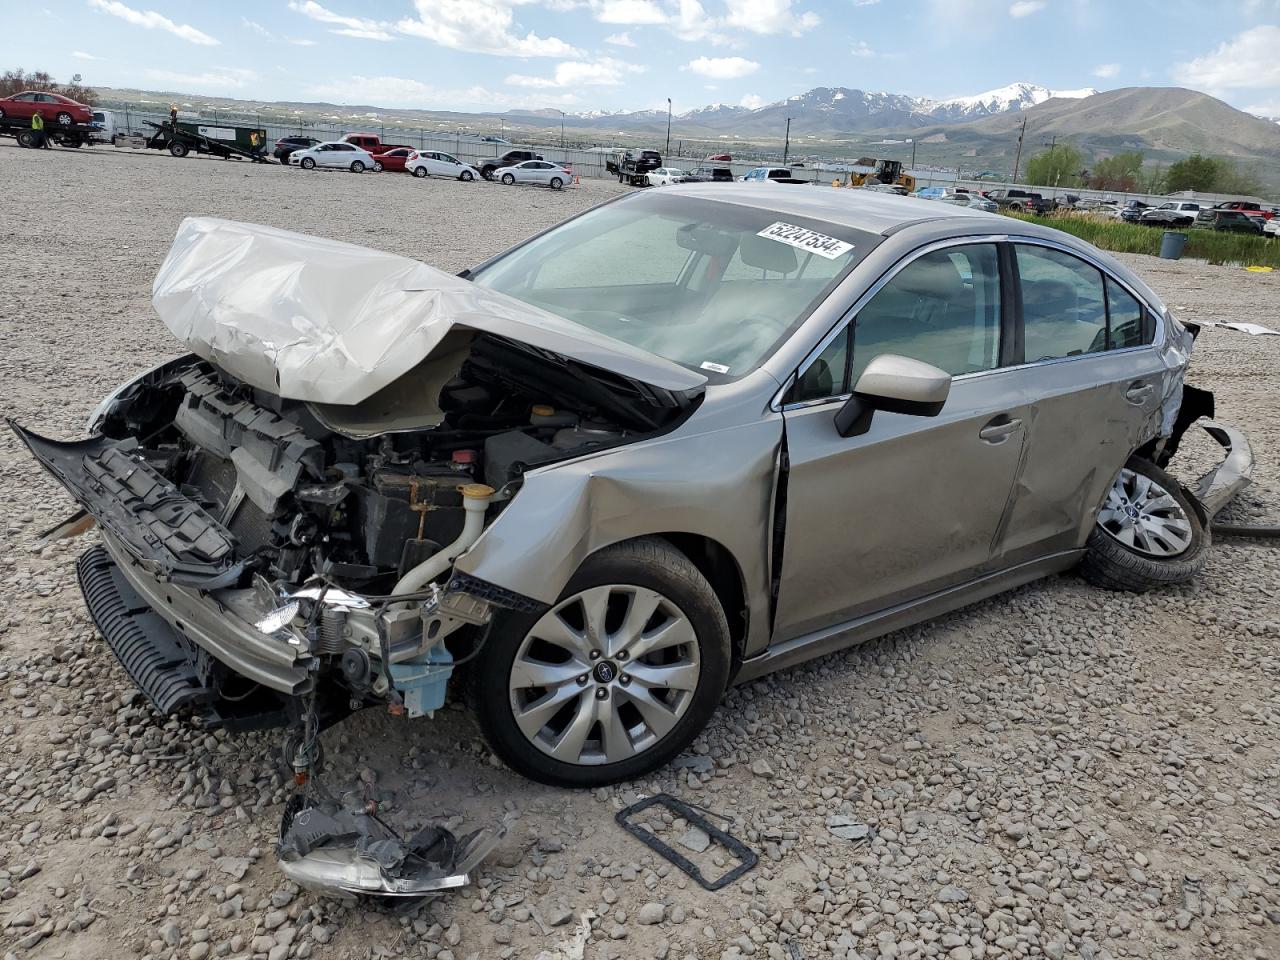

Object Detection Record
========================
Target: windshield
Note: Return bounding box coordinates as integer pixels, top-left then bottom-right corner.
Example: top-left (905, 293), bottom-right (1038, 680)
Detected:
top-left (470, 193), bottom-right (874, 378)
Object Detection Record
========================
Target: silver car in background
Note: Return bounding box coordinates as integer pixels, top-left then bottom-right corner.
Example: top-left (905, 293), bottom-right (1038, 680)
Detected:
top-left (495, 159), bottom-right (573, 189)
top-left (288, 140), bottom-right (376, 172)
top-left (940, 192), bottom-right (998, 212)
top-left (13, 189), bottom-right (1249, 802)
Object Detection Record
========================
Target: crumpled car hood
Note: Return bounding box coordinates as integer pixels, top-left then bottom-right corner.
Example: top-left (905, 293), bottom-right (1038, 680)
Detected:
top-left (152, 217), bottom-right (707, 405)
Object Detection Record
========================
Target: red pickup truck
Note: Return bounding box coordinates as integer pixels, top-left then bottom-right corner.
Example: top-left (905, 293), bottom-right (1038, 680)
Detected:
top-left (341, 133), bottom-right (414, 154)
top-left (1213, 201), bottom-right (1274, 221)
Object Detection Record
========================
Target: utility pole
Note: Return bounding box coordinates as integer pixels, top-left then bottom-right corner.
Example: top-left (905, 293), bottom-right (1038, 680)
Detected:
top-left (1012, 115), bottom-right (1027, 183)
top-left (558, 110), bottom-right (565, 150)
top-left (665, 98), bottom-right (672, 157)
top-left (908, 137), bottom-right (916, 169)
top-left (783, 116), bottom-right (793, 164)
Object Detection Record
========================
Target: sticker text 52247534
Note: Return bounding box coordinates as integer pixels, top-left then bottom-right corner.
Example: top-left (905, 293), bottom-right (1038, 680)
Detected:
top-left (756, 222), bottom-right (855, 260)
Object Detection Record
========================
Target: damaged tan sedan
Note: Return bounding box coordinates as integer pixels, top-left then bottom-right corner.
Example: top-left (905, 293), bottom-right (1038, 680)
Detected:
top-left (14, 188), bottom-right (1250, 811)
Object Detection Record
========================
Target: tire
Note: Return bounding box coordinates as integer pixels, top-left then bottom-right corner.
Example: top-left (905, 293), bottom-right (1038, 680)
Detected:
top-left (16, 130), bottom-right (34, 148)
top-left (300, 157), bottom-right (315, 169)
top-left (350, 160), bottom-right (365, 173)
top-left (1079, 456), bottom-right (1208, 592)
top-left (55, 112), bottom-right (72, 126)
top-left (372, 160), bottom-right (383, 172)
top-left (1009, 203), bottom-right (1024, 213)
top-left (549, 177), bottom-right (563, 190)
top-left (482, 167), bottom-right (496, 181)
top-left (412, 166), bottom-right (428, 178)
top-left (501, 172), bottom-right (515, 185)
top-left (0, 107), bottom-right (5, 119)
top-left (168, 141), bottom-right (189, 157)
top-left (472, 538), bottom-right (731, 787)
top-left (460, 169), bottom-right (474, 181)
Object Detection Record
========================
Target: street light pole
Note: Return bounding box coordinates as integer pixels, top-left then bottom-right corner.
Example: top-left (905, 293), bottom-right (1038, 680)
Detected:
top-left (908, 138), bottom-right (916, 169)
top-left (558, 110), bottom-right (565, 150)
top-left (783, 116), bottom-right (793, 164)
top-left (665, 97), bottom-right (672, 157)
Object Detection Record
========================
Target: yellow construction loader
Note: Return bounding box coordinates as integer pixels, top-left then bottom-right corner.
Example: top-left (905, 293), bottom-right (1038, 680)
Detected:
top-left (847, 159), bottom-right (916, 193)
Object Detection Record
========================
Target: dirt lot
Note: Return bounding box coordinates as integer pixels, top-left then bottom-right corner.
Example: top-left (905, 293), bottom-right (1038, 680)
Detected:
top-left (2, 142), bottom-right (1279, 960)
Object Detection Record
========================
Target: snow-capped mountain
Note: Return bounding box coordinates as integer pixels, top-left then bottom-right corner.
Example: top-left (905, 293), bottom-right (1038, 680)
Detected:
top-left (928, 82), bottom-right (1098, 120)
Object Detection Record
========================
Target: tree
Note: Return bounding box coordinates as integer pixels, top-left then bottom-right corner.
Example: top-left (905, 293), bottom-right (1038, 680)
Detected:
top-left (1086, 151), bottom-right (1144, 191)
top-left (1165, 154), bottom-right (1219, 192)
top-left (1212, 158), bottom-right (1264, 197)
top-left (1024, 144), bottom-right (1083, 188)
top-left (0, 67), bottom-right (96, 103)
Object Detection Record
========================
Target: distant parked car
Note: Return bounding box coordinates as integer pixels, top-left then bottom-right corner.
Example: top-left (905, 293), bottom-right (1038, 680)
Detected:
top-left (1139, 201), bottom-right (1204, 228)
top-left (645, 167), bottom-right (694, 186)
top-left (690, 165), bottom-right (734, 182)
top-left (405, 150), bottom-right (480, 181)
top-left (288, 141), bottom-right (376, 172)
top-left (985, 189), bottom-right (1052, 214)
top-left (1116, 201), bottom-right (1151, 223)
top-left (741, 166), bottom-right (798, 182)
top-left (372, 147), bottom-right (414, 173)
top-left (1213, 200), bottom-right (1270, 221)
top-left (915, 186), bottom-right (947, 200)
top-left (1194, 209), bottom-right (1265, 234)
top-left (0, 90), bottom-right (93, 126)
top-left (495, 159), bottom-right (573, 189)
top-left (478, 150), bottom-right (543, 181)
top-left (273, 136), bottom-right (319, 161)
top-left (941, 193), bottom-right (998, 212)
top-left (1264, 217), bottom-right (1280, 238)
top-left (1074, 198), bottom-right (1114, 212)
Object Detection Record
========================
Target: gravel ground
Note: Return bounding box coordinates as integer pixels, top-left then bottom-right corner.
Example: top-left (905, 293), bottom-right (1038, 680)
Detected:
top-left (2, 142), bottom-right (1279, 960)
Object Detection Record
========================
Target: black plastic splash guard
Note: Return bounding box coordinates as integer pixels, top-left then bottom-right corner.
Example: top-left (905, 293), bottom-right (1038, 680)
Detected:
top-left (615, 793), bottom-right (758, 892)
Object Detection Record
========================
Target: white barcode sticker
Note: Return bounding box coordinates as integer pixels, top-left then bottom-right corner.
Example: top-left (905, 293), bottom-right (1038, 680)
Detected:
top-left (700, 360), bottom-right (730, 373)
top-left (756, 222), bottom-right (854, 260)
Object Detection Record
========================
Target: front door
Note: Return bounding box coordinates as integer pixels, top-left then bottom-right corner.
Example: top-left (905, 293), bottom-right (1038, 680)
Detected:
top-left (774, 242), bottom-right (1028, 641)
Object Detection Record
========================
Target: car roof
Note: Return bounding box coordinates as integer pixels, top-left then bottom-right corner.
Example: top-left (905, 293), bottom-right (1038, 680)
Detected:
top-left (663, 182), bottom-right (1003, 236)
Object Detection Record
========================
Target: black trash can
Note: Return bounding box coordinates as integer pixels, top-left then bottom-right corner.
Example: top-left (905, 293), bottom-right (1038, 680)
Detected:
top-left (1160, 231), bottom-right (1188, 260)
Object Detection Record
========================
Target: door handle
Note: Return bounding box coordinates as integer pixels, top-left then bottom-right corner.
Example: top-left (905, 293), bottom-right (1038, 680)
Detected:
top-left (1125, 382), bottom-right (1154, 404)
top-left (979, 416), bottom-right (1022, 443)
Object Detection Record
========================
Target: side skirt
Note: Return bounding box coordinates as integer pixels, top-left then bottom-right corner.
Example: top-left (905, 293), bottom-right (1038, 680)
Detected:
top-left (734, 550), bottom-right (1082, 683)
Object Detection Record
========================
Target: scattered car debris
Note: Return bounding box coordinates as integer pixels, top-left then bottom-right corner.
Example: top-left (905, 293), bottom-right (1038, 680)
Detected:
top-left (277, 781), bottom-right (507, 899)
top-left (1199, 320), bottom-right (1280, 336)
top-left (825, 814), bottom-right (872, 842)
top-left (615, 794), bottom-right (758, 891)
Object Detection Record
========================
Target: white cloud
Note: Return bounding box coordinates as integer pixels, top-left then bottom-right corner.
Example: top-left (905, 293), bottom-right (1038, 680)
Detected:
top-left (71, 50), bottom-right (101, 60)
top-left (309, 75), bottom-right (578, 110)
top-left (739, 93), bottom-right (766, 108)
top-left (604, 31), bottom-right (637, 45)
top-left (507, 57), bottom-right (642, 88)
top-left (288, 1), bottom-right (395, 41)
top-left (851, 40), bottom-right (875, 57)
top-left (1092, 62), bottom-right (1120, 79)
top-left (684, 55), bottom-right (759, 78)
top-left (395, 0), bottom-right (581, 56)
top-left (724, 0), bottom-right (819, 35)
top-left (1172, 25), bottom-right (1280, 94)
top-left (242, 18), bottom-right (272, 38)
top-left (1008, 0), bottom-right (1045, 16)
top-left (595, 0), bottom-right (669, 22)
top-left (287, 37), bottom-right (317, 46)
top-left (87, 0), bottom-right (218, 45)
top-left (851, 0), bottom-right (880, 4)
top-left (144, 67), bottom-right (257, 90)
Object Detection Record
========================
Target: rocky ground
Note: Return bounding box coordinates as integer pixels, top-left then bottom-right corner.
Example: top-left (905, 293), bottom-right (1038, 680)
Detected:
top-left (1, 142), bottom-right (1279, 960)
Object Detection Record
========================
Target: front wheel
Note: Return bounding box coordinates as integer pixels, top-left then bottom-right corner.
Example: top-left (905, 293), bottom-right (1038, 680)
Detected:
top-left (549, 177), bottom-right (563, 190)
top-left (472, 538), bottom-right (731, 787)
top-left (501, 172), bottom-right (515, 185)
top-left (300, 157), bottom-right (316, 169)
top-left (169, 141), bottom-right (189, 157)
top-left (460, 169), bottom-right (474, 181)
top-left (55, 111), bottom-right (72, 126)
top-left (482, 167), bottom-right (496, 181)
top-left (1080, 457), bottom-right (1208, 592)
top-left (350, 160), bottom-right (365, 173)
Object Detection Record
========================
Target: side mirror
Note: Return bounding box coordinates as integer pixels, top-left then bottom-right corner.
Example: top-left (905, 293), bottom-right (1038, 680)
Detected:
top-left (834, 355), bottom-right (952, 438)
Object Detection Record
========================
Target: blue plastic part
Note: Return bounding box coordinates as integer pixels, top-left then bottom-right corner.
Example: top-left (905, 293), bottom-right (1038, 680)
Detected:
top-left (386, 646), bottom-right (454, 718)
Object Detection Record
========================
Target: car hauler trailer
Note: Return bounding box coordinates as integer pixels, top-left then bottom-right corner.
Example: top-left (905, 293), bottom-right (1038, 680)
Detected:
top-left (144, 120), bottom-right (274, 163)
top-left (0, 115), bottom-right (99, 148)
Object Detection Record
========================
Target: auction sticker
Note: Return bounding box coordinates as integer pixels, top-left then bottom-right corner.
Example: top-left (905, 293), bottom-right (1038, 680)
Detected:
top-left (756, 222), bottom-right (854, 260)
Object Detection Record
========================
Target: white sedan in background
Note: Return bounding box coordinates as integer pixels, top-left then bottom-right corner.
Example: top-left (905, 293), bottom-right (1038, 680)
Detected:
top-left (645, 167), bottom-right (691, 186)
top-left (405, 150), bottom-right (481, 181)
top-left (288, 141), bottom-right (376, 172)
top-left (494, 160), bottom-right (573, 189)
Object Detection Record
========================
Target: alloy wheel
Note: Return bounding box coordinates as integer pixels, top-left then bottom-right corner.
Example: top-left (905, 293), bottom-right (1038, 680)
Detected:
top-left (1097, 467), bottom-right (1194, 557)
top-left (507, 584), bottom-right (702, 766)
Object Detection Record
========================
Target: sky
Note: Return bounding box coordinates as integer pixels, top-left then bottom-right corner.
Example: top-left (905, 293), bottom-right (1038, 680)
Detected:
top-left (3, 0), bottom-right (1280, 117)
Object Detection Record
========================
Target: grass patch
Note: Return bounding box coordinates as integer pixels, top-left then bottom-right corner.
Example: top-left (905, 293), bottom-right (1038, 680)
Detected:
top-left (1004, 212), bottom-right (1280, 269)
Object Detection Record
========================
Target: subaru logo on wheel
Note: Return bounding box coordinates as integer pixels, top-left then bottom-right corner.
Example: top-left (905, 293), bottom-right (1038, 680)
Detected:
top-left (593, 661), bottom-right (616, 684)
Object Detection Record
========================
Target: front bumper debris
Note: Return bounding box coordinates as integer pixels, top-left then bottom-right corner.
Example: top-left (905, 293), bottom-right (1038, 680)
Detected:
top-left (1190, 421), bottom-right (1253, 518)
top-left (278, 793), bottom-right (507, 898)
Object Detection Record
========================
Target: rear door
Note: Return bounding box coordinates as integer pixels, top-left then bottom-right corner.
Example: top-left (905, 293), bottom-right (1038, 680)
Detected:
top-left (774, 241), bottom-right (1030, 640)
top-left (993, 240), bottom-right (1167, 565)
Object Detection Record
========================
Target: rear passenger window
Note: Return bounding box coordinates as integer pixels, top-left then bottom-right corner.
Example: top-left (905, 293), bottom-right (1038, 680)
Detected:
top-left (1106, 277), bottom-right (1150, 348)
top-left (1015, 245), bottom-right (1107, 361)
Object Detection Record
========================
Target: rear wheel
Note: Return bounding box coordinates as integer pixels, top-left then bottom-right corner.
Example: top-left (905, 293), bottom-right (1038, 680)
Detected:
top-left (412, 166), bottom-right (428, 178)
top-left (473, 538), bottom-right (731, 787)
top-left (350, 160), bottom-right (365, 173)
top-left (460, 169), bottom-right (474, 181)
top-left (300, 156), bottom-right (316, 169)
top-left (1080, 457), bottom-right (1208, 592)
top-left (16, 130), bottom-right (34, 148)
top-left (549, 176), bottom-right (564, 190)
top-left (55, 111), bottom-right (72, 126)
top-left (372, 160), bottom-right (383, 172)
top-left (169, 141), bottom-right (189, 157)
top-left (482, 167), bottom-right (496, 181)
top-left (0, 107), bottom-right (5, 119)
top-left (501, 172), bottom-right (515, 185)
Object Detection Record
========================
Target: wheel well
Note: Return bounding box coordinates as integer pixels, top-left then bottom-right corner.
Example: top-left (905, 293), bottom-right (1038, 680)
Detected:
top-left (653, 533), bottom-right (748, 672)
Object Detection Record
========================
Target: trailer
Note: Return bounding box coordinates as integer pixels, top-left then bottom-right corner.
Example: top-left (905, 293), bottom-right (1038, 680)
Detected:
top-left (143, 120), bottom-right (275, 163)
top-left (0, 116), bottom-right (99, 148)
